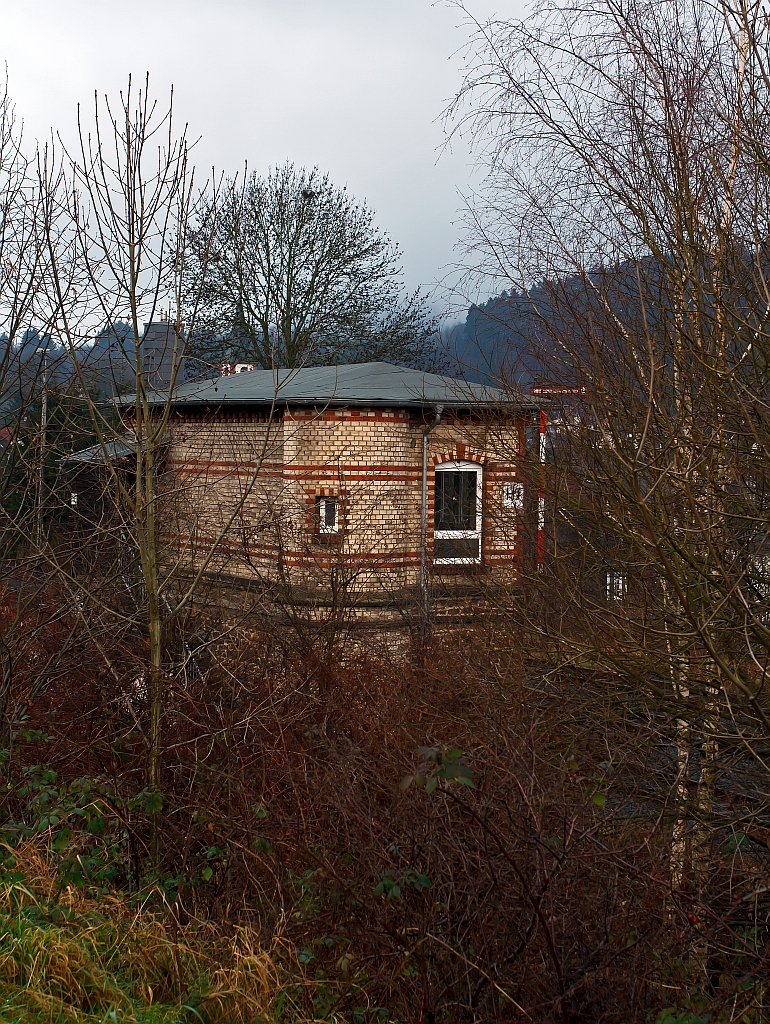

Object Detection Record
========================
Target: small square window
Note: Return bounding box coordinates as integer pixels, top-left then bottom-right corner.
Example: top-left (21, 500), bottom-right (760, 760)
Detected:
top-left (503, 482), bottom-right (524, 511)
top-left (317, 496), bottom-right (339, 534)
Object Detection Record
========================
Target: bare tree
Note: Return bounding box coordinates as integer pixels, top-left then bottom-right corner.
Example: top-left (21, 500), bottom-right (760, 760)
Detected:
top-left (186, 162), bottom-right (439, 371)
top-left (448, 0), bottom-right (770, 1008)
top-left (25, 76), bottom-right (210, 864)
top-left (0, 80), bottom-right (70, 745)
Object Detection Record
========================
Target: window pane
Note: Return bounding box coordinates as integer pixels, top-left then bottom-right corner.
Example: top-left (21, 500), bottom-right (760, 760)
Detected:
top-left (317, 497), bottom-right (338, 532)
top-left (435, 471), bottom-right (477, 530)
top-left (606, 568), bottom-right (627, 601)
top-left (434, 537), bottom-right (480, 560)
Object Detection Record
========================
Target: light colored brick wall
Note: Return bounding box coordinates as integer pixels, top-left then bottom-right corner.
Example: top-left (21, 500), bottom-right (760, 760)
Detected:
top-left (163, 410), bottom-right (286, 579)
top-left (163, 405), bottom-right (525, 597)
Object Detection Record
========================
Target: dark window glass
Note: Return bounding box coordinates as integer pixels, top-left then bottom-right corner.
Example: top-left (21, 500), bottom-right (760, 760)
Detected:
top-left (434, 537), bottom-right (480, 560)
top-left (317, 496), bottom-right (338, 532)
top-left (435, 471), bottom-right (477, 531)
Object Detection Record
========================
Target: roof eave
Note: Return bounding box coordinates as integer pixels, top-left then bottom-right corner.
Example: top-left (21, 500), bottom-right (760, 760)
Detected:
top-left (119, 396), bottom-right (538, 412)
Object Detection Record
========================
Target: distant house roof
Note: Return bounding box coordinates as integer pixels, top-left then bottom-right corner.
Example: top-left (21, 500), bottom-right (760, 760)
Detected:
top-left (58, 436), bottom-right (136, 465)
top-left (118, 361), bottom-right (533, 411)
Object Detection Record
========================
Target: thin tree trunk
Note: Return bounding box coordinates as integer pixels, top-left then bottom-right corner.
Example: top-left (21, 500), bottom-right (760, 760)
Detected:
top-left (670, 671), bottom-right (691, 896)
top-left (690, 678), bottom-right (721, 976)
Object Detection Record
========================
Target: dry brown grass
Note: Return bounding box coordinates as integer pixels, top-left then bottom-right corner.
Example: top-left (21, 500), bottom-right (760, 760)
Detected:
top-left (0, 841), bottom-right (305, 1023)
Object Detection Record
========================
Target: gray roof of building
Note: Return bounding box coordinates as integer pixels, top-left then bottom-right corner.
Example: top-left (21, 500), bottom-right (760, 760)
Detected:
top-left (118, 362), bottom-right (533, 411)
top-left (58, 436), bottom-right (136, 465)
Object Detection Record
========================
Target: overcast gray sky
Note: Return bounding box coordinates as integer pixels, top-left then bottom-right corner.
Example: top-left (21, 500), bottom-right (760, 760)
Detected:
top-left (0, 0), bottom-right (525, 310)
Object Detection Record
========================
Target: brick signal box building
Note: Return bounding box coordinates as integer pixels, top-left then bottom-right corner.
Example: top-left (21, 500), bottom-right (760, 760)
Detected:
top-left (137, 362), bottom-right (539, 627)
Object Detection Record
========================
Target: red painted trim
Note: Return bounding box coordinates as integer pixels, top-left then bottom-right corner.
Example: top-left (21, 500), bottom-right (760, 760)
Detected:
top-left (538, 409), bottom-right (547, 567)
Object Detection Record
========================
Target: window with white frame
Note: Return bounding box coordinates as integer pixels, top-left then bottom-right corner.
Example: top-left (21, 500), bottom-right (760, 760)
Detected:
top-left (317, 495), bottom-right (339, 534)
top-left (434, 461), bottom-right (482, 563)
top-left (606, 567), bottom-right (628, 602)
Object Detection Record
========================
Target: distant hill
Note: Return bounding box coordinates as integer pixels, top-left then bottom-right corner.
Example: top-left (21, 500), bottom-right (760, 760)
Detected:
top-left (444, 261), bottom-right (672, 389)
top-left (444, 285), bottom-right (554, 389)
